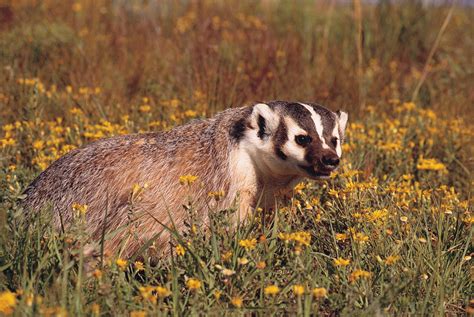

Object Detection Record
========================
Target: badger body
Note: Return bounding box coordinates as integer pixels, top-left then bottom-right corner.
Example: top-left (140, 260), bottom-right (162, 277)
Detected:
top-left (23, 101), bottom-right (348, 258)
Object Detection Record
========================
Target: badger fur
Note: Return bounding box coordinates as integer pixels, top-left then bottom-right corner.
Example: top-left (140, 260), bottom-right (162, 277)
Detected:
top-left (22, 101), bottom-right (348, 258)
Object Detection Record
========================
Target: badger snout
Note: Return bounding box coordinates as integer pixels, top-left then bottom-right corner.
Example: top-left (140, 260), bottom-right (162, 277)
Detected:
top-left (321, 153), bottom-right (340, 170)
top-left (298, 149), bottom-right (341, 179)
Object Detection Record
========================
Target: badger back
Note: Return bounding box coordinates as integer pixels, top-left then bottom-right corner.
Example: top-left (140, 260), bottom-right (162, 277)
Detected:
top-left (21, 108), bottom-right (249, 256)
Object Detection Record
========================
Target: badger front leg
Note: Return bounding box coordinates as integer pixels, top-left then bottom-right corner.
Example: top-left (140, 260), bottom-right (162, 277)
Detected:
top-left (233, 188), bottom-right (280, 229)
top-left (233, 189), bottom-right (255, 225)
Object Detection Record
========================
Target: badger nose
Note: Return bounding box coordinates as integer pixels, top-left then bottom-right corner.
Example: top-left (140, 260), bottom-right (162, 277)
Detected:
top-left (321, 154), bottom-right (340, 168)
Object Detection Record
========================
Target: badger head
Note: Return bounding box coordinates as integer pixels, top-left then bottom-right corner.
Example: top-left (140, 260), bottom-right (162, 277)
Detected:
top-left (240, 101), bottom-right (348, 180)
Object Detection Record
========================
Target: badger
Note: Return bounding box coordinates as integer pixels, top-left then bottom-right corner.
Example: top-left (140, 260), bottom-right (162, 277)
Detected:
top-left (22, 101), bottom-right (348, 258)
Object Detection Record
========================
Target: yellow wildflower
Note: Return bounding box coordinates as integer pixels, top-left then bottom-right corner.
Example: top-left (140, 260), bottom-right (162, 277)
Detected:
top-left (292, 231), bottom-right (311, 246)
top-left (417, 157), bottom-right (447, 172)
top-left (186, 278), bottom-right (202, 291)
top-left (231, 295), bottom-right (243, 308)
top-left (72, 202), bottom-right (88, 216)
top-left (213, 290), bottom-right (222, 300)
top-left (208, 191), bottom-right (225, 200)
top-left (312, 287), bottom-right (327, 298)
top-left (255, 261), bottom-right (266, 269)
top-left (335, 233), bottom-right (348, 241)
top-left (2, 124), bottom-right (14, 132)
top-left (139, 105), bottom-right (151, 113)
top-left (221, 250), bottom-right (233, 262)
top-left (155, 286), bottom-right (171, 298)
top-left (1, 138), bottom-right (16, 147)
top-left (238, 257), bottom-right (249, 265)
top-left (139, 285), bottom-right (170, 301)
top-left (139, 286), bottom-right (157, 303)
top-left (134, 261), bottom-right (144, 271)
top-left (385, 255), bottom-right (400, 265)
top-left (349, 269), bottom-right (372, 283)
top-left (402, 102), bottom-right (416, 111)
top-left (293, 285), bottom-right (305, 296)
top-left (91, 303), bottom-right (100, 315)
top-left (131, 183), bottom-right (148, 200)
top-left (175, 244), bottom-right (185, 257)
top-left (462, 213), bottom-right (474, 225)
top-left (333, 257), bottom-right (351, 267)
top-left (353, 232), bottom-right (369, 243)
top-left (184, 109), bottom-right (198, 117)
top-left (239, 238), bottom-right (257, 250)
top-left (366, 209), bottom-right (388, 223)
top-left (264, 285), bottom-right (280, 296)
top-left (179, 174), bottom-right (198, 185)
top-left (92, 269), bottom-right (102, 279)
top-left (33, 140), bottom-right (44, 150)
top-left (0, 290), bottom-right (16, 315)
top-left (294, 182), bottom-right (306, 193)
top-left (278, 232), bottom-right (292, 242)
top-left (116, 258), bottom-right (127, 271)
top-left (72, 2), bottom-right (82, 12)
top-left (69, 107), bottom-right (83, 115)
top-left (130, 311), bottom-right (147, 317)
top-left (278, 231), bottom-right (311, 246)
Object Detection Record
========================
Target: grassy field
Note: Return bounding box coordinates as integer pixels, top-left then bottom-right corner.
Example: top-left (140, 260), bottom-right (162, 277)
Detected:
top-left (0, 0), bottom-right (473, 315)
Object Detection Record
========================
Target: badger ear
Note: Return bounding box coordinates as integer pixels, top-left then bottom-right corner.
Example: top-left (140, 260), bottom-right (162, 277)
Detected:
top-left (336, 110), bottom-right (348, 137)
top-left (251, 103), bottom-right (279, 139)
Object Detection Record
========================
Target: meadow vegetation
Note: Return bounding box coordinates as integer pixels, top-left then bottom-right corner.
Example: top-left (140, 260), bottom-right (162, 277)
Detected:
top-left (0, 0), bottom-right (472, 315)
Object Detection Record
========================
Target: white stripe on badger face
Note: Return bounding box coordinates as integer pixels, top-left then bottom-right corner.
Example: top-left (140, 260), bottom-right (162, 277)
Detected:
top-left (331, 123), bottom-right (342, 157)
top-left (299, 103), bottom-right (330, 149)
top-left (281, 117), bottom-right (307, 162)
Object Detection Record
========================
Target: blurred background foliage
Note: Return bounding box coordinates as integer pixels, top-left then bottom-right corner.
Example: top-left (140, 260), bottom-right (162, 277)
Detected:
top-left (0, 0), bottom-right (472, 123)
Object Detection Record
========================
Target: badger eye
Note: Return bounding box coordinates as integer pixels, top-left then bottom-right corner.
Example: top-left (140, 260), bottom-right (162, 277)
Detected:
top-left (331, 137), bottom-right (338, 147)
top-left (295, 135), bottom-right (312, 146)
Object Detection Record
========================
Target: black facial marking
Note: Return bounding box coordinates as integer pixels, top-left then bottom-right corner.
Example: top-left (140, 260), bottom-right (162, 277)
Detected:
top-left (257, 114), bottom-right (266, 139)
top-left (331, 137), bottom-right (338, 147)
top-left (284, 103), bottom-right (318, 135)
top-left (273, 119), bottom-right (288, 160)
top-left (276, 148), bottom-right (287, 160)
top-left (230, 118), bottom-right (248, 141)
